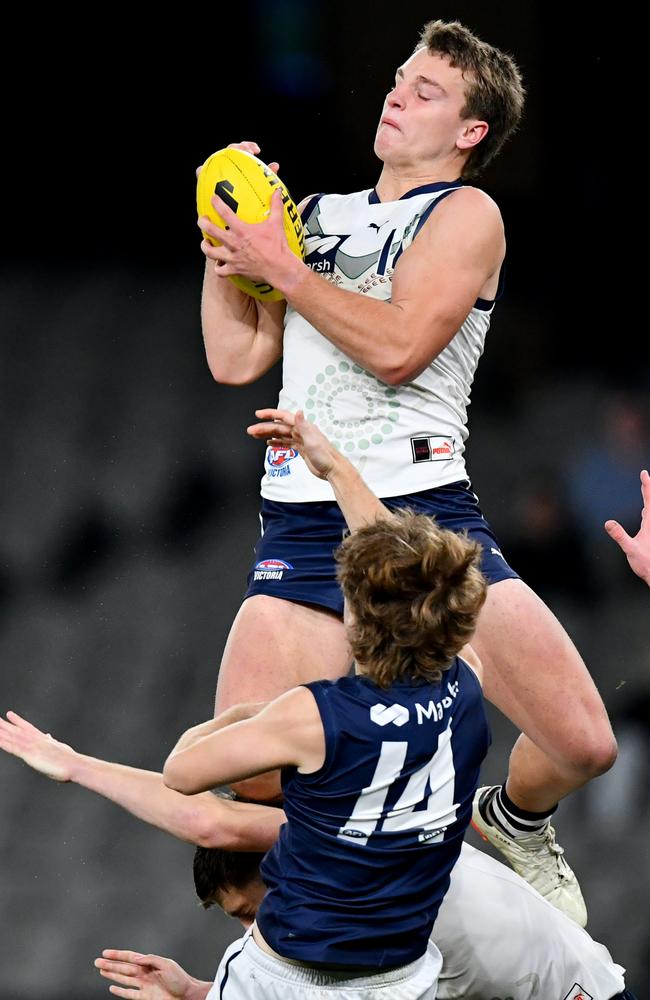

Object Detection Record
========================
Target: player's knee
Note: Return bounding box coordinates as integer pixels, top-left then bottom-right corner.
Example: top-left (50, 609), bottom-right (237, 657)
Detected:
top-left (591, 731), bottom-right (618, 776)
top-left (569, 730), bottom-right (618, 779)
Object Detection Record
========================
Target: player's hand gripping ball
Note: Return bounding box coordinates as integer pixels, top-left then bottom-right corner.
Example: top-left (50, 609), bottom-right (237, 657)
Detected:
top-left (197, 147), bottom-right (305, 302)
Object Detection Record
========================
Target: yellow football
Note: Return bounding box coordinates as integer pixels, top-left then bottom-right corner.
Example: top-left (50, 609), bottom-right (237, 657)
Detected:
top-left (196, 147), bottom-right (305, 302)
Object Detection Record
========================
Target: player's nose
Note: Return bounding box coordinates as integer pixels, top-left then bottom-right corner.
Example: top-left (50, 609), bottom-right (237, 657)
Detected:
top-left (386, 83), bottom-right (406, 108)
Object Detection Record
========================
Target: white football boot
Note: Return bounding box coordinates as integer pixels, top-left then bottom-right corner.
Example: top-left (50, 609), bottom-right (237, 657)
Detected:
top-left (472, 785), bottom-right (588, 928)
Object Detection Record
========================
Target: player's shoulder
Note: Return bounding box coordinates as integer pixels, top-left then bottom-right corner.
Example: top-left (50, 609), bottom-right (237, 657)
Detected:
top-left (436, 184), bottom-right (503, 226)
top-left (416, 185), bottom-right (504, 253)
top-left (263, 684), bottom-right (323, 726)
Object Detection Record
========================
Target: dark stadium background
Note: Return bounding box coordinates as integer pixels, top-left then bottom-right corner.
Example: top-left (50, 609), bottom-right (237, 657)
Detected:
top-left (1, 2), bottom-right (647, 996)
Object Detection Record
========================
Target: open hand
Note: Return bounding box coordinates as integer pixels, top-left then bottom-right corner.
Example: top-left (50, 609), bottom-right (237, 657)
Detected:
top-left (604, 469), bottom-right (650, 585)
top-left (0, 711), bottom-right (76, 782)
top-left (247, 408), bottom-right (339, 481)
top-left (94, 949), bottom-right (199, 1000)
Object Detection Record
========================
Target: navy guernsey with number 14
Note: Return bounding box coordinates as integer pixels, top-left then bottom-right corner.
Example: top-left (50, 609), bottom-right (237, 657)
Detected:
top-left (257, 656), bottom-right (490, 969)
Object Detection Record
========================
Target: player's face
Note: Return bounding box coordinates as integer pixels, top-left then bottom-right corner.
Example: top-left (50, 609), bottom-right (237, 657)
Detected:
top-left (374, 49), bottom-right (477, 169)
top-left (216, 876), bottom-right (267, 929)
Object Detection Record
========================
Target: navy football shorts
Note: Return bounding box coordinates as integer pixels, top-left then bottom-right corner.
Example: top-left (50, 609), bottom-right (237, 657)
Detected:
top-left (244, 480), bottom-right (519, 616)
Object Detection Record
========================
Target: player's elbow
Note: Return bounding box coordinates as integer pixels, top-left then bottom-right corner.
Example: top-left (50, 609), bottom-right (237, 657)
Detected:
top-left (208, 356), bottom-right (277, 386)
top-left (163, 757), bottom-right (195, 795)
top-left (382, 364), bottom-right (426, 387)
top-left (190, 808), bottom-right (236, 848)
top-left (375, 353), bottom-right (419, 386)
top-left (207, 361), bottom-right (257, 387)
top-left (376, 325), bottom-right (448, 386)
top-left (380, 353), bottom-right (433, 386)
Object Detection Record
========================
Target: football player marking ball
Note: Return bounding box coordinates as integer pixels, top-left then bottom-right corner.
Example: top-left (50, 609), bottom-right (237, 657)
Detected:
top-left (197, 147), bottom-right (305, 302)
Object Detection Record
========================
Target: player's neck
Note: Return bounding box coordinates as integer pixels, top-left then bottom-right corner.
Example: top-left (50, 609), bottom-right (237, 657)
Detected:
top-left (374, 162), bottom-right (463, 202)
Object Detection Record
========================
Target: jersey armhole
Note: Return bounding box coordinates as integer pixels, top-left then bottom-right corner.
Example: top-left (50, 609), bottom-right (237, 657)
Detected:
top-left (295, 682), bottom-right (337, 782)
top-left (456, 653), bottom-right (483, 688)
top-left (298, 193), bottom-right (323, 223)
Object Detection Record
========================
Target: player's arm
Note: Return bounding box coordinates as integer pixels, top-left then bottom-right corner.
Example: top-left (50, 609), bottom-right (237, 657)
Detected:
top-left (200, 257), bottom-right (286, 385)
top-left (604, 468), bottom-right (650, 585)
top-left (164, 687), bottom-right (323, 795)
top-left (212, 186), bottom-right (504, 385)
top-left (0, 711), bottom-right (284, 850)
top-left (248, 408), bottom-right (391, 532)
top-left (172, 701), bottom-right (267, 755)
top-left (199, 140), bottom-right (286, 386)
top-left (95, 949), bottom-right (211, 1000)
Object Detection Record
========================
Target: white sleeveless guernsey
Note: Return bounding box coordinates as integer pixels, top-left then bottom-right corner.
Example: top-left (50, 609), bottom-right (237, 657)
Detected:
top-left (261, 182), bottom-right (495, 502)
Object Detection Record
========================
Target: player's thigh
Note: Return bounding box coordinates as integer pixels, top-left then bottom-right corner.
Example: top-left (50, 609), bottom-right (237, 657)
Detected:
top-left (215, 594), bottom-right (351, 713)
top-left (472, 578), bottom-right (615, 768)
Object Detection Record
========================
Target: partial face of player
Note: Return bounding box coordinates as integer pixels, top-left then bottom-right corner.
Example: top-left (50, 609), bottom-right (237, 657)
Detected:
top-left (374, 49), bottom-right (487, 172)
top-left (215, 876), bottom-right (267, 929)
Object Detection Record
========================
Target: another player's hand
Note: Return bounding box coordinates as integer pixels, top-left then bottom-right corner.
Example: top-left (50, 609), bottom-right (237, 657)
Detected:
top-left (94, 949), bottom-right (199, 999)
top-left (0, 711), bottom-right (76, 782)
top-left (247, 408), bottom-right (340, 481)
top-left (604, 469), bottom-right (650, 586)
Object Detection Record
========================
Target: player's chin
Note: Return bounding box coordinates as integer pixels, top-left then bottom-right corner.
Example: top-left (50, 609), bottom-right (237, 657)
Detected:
top-left (373, 136), bottom-right (387, 162)
top-left (373, 131), bottom-right (398, 160)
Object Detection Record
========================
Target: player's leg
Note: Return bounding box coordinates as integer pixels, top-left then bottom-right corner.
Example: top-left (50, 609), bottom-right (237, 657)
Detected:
top-left (388, 483), bottom-right (616, 923)
top-left (215, 594), bottom-right (351, 712)
top-left (471, 577), bottom-right (617, 925)
top-left (214, 594), bottom-right (351, 801)
top-left (472, 578), bottom-right (617, 800)
top-left (214, 495), bottom-right (352, 800)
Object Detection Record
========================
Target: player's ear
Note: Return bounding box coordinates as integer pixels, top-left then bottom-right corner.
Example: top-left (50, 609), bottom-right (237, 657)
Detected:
top-left (456, 120), bottom-right (488, 151)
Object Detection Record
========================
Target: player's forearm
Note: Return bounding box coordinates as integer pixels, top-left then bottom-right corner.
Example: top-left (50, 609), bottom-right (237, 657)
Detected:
top-left (172, 703), bottom-right (268, 758)
top-left (327, 453), bottom-right (393, 532)
top-left (68, 754), bottom-right (227, 845)
top-left (274, 261), bottom-right (428, 385)
top-left (201, 264), bottom-right (281, 385)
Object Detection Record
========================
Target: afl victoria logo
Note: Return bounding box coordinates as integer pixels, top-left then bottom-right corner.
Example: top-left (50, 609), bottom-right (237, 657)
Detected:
top-left (267, 447), bottom-right (297, 468)
top-left (253, 559), bottom-right (293, 582)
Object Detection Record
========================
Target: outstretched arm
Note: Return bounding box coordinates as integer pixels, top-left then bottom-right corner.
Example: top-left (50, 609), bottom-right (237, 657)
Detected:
top-left (248, 408), bottom-right (392, 532)
top-left (94, 950), bottom-right (211, 1000)
top-left (0, 711), bottom-right (284, 850)
top-left (604, 469), bottom-right (650, 585)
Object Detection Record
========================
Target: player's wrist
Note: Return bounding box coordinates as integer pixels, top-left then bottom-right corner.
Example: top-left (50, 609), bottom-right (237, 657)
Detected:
top-left (271, 250), bottom-right (310, 299)
top-left (184, 973), bottom-right (213, 1000)
top-left (326, 451), bottom-right (359, 488)
top-left (68, 751), bottom-right (98, 785)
